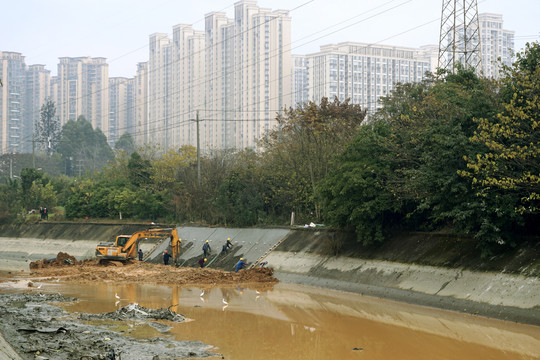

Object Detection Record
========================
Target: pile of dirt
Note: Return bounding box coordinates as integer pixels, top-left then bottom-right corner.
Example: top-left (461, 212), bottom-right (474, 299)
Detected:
top-left (29, 252), bottom-right (79, 269)
top-left (28, 253), bottom-right (278, 287)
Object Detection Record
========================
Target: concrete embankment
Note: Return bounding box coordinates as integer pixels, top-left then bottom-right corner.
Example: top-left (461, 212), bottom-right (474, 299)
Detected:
top-left (0, 222), bottom-right (538, 325)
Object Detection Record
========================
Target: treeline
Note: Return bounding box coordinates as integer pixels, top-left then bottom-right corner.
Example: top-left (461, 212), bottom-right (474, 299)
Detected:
top-left (1, 42), bottom-right (538, 256)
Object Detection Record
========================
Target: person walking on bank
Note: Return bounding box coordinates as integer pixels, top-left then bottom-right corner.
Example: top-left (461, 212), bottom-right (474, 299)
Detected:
top-left (163, 251), bottom-right (171, 265)
top-left (138, 249), bottom-right (143, 261)
top-left (202, 240), bottom-right (211, 258)
top-left (226, 238), bottom-right (233, 250)
top-left (198, 258), bottom-right (207, 268)
top-left (235, 258), bottom-right (246, 273)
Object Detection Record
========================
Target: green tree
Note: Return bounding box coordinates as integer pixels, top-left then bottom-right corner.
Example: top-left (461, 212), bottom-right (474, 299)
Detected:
top-left (376, 68), bottom-right (504, 235)
top-left (115, 132), bottom-right (136, 155)
top-left (57, 116), bottom-right (114, 175)
top-left (0, 179), bottom-right (22, 224)
top-left (36, 98), bottom-right (61, 156)
top-left (464, 42), bottom-right (540, 215)
top-left (261, 97), bottom-right (366, 221)
top-left (317, 121), bottom-right (402, 245)
top-left (151, 146), bottom-right (197, 191)
top-left (127, 152), bottom-right (152, 188)
top-left (20, 168), bottom-right (44, 207)
top-left (19, 167), bottom-right (58, 211)
top-left (27, 182), bottom-right (57, 211)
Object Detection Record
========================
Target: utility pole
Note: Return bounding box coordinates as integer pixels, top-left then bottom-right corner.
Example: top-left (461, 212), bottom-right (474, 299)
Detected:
top-left (438, 0), bottom-right (482, 75)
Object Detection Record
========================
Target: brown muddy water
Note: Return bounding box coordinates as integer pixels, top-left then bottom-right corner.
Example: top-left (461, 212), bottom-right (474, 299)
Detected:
top-left (1, 280), bottom-right (539, 360)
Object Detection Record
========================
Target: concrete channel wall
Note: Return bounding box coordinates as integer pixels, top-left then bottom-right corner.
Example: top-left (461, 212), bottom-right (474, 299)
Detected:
top-left (0, 223), bottom-right (538, 325)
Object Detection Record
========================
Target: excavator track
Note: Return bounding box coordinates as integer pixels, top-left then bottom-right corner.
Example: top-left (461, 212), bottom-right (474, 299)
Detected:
top-left (98, 259), bottom-right (125, 267)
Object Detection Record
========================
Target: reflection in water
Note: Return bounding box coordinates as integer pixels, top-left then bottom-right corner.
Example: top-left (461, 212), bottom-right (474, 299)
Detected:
top-left (3, 280), bottom-right (540, 360)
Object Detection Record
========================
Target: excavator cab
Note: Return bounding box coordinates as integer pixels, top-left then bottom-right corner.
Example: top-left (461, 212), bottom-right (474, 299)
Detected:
top-left (116, 236), bottom-right (130, 248)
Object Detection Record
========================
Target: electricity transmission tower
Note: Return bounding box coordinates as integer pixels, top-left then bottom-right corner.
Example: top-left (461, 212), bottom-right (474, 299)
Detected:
top-left (438, 0), bottom-right (482, 74)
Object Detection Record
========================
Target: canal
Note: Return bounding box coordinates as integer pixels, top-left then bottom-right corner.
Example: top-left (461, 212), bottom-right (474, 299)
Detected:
top-left (3, 279), bottom-right (538, 360)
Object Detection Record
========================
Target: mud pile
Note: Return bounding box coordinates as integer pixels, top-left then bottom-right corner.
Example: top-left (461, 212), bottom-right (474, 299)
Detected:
top-left (28, 253), bottom-right (278, 286)
top-left (29, 252), bottom-right (80, 269)
top-left (79, 303), bottom-right (185, 323)
top-left (0, 293), bottom-right (216, 360)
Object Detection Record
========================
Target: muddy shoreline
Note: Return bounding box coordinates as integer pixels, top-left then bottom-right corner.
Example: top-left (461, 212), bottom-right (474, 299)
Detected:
top-left (0, 261), bottom-right (278, 360)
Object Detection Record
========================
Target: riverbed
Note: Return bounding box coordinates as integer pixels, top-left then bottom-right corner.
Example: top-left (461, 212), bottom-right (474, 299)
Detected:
top-left (1, 279), bottom-right (538, 360)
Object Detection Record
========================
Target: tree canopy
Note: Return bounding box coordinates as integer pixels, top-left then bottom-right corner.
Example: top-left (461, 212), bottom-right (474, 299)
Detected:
top-left (463, 42), bottom-right (540, 215)
top-left (57, 116), bottom-right (114, 175)
top-left (36, 99), bottom-right (61, 156)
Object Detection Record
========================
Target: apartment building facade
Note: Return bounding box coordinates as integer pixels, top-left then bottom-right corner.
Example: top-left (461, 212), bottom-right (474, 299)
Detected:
top-left (147, 33), bottom-right (172, 148)
top-left (479, 13), bottom-right (515, 78)
top-left (108, 77), bottom-right (135, 147)
top-left (172, 24), bottom-right (205, 150)
top-left (24, 64), bottom-right (51, 153)
top-left (307, 42), bottom-right (431, 114)
top-left (55, 57), bottom-right (109, 135)
top-left (291, 54), bottom-right (309, 108)
top-left (0, 52), bottom-right (26, 154)
top-left (134, 62), bottom-right (148, 146)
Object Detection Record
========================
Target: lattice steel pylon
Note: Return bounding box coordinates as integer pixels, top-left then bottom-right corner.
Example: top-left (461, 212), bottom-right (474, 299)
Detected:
top-left (438, 0), bottom-right (482, 75)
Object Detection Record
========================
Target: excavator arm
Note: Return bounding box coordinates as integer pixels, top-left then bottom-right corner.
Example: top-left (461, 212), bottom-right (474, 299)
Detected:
top-left (170, 228), bottom-right (181, 263)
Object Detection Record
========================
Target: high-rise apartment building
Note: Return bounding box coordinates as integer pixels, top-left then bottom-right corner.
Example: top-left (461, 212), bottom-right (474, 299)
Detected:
top-left (479, 13), bottom-right (514, 78)
top-left (172, 24), bottom-right (205, 150)
top-left (134, 62), bottom-right (148, 146)
top-left (204, 11), bottom-right (233, 150)
top-left (24, 64), bottom-right (50, 153)
top-left (0, 52), bottom-right (26, 154)
top-left (148, 33), bottom-right (172, 148)
top-left (145, 1), bottom-right (292, 153)
top-left (109, 77), bottom-right (135, 147)
top-left (307, 42), bottom-right (431, 114)
top-left (56, 56), bottom-right (109, 134)
top-left (227, 2), bottom-right (291, 149)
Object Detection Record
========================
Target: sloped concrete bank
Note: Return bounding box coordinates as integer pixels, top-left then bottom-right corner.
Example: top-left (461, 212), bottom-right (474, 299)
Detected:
top-left (267, 229), bottom-right (540, 326)
top-left (0, 222), bottom-right (538, 326)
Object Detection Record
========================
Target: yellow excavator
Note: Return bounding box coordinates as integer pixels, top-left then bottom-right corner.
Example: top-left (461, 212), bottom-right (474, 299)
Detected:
top-left (95, 227), bottom-right (181, 265)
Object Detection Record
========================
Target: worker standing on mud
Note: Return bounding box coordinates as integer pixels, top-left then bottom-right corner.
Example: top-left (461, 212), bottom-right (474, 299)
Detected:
top-left (138, 249), bottom-right (143, 261)
top-left (199, 258), bottom-right (207, 268)
top-left (203, 240), bottom-right (211, 258)
top-left (235, 258), bottom-right (246, 273)
top-left (163, 251), bottom-right (171, 265)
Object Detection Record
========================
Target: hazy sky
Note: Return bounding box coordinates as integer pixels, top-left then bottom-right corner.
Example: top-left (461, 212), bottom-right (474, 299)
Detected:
top-left (3, 0), bottom-right (539, 78)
